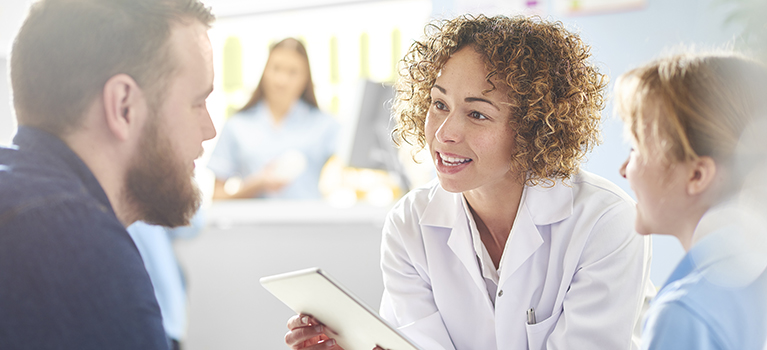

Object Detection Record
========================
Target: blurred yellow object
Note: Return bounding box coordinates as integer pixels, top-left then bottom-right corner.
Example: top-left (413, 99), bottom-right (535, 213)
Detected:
top-left (319, 156), bottom-right (403, 207)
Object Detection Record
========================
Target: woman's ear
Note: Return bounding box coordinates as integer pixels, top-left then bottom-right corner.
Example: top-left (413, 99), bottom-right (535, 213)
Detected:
top-left (686, 156), bottom-right (718, 196)
top-left (102, 74), bottom-right (146, 142)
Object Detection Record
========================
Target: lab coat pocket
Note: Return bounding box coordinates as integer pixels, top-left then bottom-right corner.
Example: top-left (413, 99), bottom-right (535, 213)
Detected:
top-left (525, 309), bottom-right (561, 350)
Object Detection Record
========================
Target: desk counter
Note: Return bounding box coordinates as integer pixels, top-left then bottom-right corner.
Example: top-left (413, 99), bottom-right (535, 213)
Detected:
top-left (176, 200), bottom-right (390, 350)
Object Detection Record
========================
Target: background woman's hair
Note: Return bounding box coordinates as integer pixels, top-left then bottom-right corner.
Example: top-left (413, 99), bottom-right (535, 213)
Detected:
top-left (238, 37), bottom-right (318, 113)
top-left (392, 14), bottom-right (607, 186)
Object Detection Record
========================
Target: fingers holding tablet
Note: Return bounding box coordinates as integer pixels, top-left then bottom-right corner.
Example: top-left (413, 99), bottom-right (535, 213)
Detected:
top-left (264, 268), bottom-right (413, 350)
top-left (285, 314), bottom-right (342, 350)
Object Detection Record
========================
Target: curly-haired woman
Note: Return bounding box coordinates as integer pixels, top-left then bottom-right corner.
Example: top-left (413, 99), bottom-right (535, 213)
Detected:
top-left (285, 15), bottom-right (653, 350)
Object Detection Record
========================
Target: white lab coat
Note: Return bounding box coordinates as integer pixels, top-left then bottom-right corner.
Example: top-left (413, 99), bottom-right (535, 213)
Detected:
top-left (380, 171), bottom-right (653, 350)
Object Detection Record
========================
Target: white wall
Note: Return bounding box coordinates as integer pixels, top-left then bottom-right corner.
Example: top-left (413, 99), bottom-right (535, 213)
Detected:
top-left (0, 0), bottom-right (32, 146)
top-left (0, 58), bottom-right (12, 147)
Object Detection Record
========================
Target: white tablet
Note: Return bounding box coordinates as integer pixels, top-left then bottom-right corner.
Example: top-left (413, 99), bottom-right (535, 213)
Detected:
top-left (259, 267), bottom-right (421, 350)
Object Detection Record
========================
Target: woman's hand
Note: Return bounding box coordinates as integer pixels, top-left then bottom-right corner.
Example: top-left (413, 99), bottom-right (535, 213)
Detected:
top-left (285, 314), bottom-right (390, 350)
top-left (253, 161), bottom-right (291, 194)
top-left (285, 314), bottom-right (343, 350)
top-left (211, 164), bottom-right (290, 200)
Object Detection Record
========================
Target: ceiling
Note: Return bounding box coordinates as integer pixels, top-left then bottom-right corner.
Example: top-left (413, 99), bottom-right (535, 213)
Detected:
top-left (202, 0), bottom-right (397, 18)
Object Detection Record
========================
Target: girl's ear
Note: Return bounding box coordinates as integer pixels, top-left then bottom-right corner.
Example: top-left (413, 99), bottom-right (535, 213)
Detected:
top-left (686, 156), bottom-right (718, 196)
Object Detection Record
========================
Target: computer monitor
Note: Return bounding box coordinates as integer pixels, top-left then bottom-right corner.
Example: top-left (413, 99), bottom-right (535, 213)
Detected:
top-left (338, 80), bottom-right (410, 191)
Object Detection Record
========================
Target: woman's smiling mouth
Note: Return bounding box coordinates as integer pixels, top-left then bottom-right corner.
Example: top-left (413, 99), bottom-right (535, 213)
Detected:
top-left (437, 152), bottom-right (472, 166)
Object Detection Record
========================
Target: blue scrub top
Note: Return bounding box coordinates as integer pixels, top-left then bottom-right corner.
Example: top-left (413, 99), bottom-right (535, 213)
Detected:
top-left (207, 100), bottom-right (340, 199)
top-left (640, 212), bottom-right (767, 350)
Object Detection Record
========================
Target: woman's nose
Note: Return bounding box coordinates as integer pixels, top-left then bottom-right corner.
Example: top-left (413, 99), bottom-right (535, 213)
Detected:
top-left (435, 114), bottom-right (460, 144)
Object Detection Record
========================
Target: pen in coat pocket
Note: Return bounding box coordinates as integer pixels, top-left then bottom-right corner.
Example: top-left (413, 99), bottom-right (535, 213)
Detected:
top-left (527, 308), bottom-right (536, 325)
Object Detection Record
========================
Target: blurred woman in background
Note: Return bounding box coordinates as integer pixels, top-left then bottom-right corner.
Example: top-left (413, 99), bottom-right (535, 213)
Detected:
top-left (208, 38), bottom-right (339, 199)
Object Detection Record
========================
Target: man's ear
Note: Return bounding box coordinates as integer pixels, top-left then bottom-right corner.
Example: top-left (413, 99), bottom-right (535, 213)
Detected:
top-left (102, 74), bottom-right (145, 141)
top-left (687, 156), bottom-right (718, 196)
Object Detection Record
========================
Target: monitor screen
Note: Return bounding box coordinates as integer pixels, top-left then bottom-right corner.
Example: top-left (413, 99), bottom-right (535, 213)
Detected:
top-left (338, 80), bottom-right (410, 191)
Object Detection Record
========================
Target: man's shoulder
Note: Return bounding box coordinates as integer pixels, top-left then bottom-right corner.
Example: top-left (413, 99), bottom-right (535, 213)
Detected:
top-left (0, 146), bottom-right (94, 220)
top-left (0, 180), bottom-right (122, 253)
top-left (0, 167), bottom-right (167, 349)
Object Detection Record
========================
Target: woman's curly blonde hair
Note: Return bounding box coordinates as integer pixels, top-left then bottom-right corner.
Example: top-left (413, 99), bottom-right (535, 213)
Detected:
top-left (393, 14), bottom-right (607, 186)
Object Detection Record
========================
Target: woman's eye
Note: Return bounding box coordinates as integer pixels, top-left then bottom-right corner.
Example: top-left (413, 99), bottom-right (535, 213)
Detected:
top-left (434, 101), bottom-right (447, 111)
top-left (469, 111), bottom-right (488, 120)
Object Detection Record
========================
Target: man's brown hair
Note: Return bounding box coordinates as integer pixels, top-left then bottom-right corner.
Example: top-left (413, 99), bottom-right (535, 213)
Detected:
top-left (10, 0), bottom-right (214, 136)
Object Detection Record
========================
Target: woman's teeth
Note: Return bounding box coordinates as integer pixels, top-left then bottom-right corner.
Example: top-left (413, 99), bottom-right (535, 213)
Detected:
top-left (439, 153), bottom-right (471, 166)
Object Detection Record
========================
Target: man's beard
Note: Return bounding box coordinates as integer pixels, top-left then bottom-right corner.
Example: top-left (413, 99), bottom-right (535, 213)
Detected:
top-left (124, 111), bottom-right (201, 227)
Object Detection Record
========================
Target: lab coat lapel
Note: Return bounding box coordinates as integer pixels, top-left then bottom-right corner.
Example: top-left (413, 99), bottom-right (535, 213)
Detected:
top-left (499, 181), bottom-right (573, 283)
top-left (498, 201), bottom-right (544, 283)
top-left (420, 186), bottom-right (488, 297)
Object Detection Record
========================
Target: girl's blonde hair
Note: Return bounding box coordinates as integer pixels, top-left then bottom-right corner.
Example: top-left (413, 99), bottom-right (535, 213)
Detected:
top-left (615, 52), bottom-right (767, 169)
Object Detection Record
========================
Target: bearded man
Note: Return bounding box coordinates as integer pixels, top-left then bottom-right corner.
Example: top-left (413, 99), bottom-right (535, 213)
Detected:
top-left (0, 0), bottom-right (216, 349)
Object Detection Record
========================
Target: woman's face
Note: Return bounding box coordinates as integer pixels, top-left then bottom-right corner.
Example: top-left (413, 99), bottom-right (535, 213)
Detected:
top-left (425, 46), bottom-right (518, 194)
top-left (262, 47), bottom-right (308, 106)
top-left (619, 133), bottom-right (691, 236)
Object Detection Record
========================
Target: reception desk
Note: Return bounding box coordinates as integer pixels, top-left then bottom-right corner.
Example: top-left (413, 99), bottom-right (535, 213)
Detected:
top-left (175, 200), bottom-right (391, 350)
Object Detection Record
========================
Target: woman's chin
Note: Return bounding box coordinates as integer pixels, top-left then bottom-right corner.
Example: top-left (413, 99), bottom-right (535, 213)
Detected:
top-left (436, 176), bottom-right (466, 194)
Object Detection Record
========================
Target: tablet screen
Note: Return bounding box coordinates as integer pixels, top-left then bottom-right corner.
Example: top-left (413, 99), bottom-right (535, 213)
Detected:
top-left (260, 267), bottom-right (421, 350)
